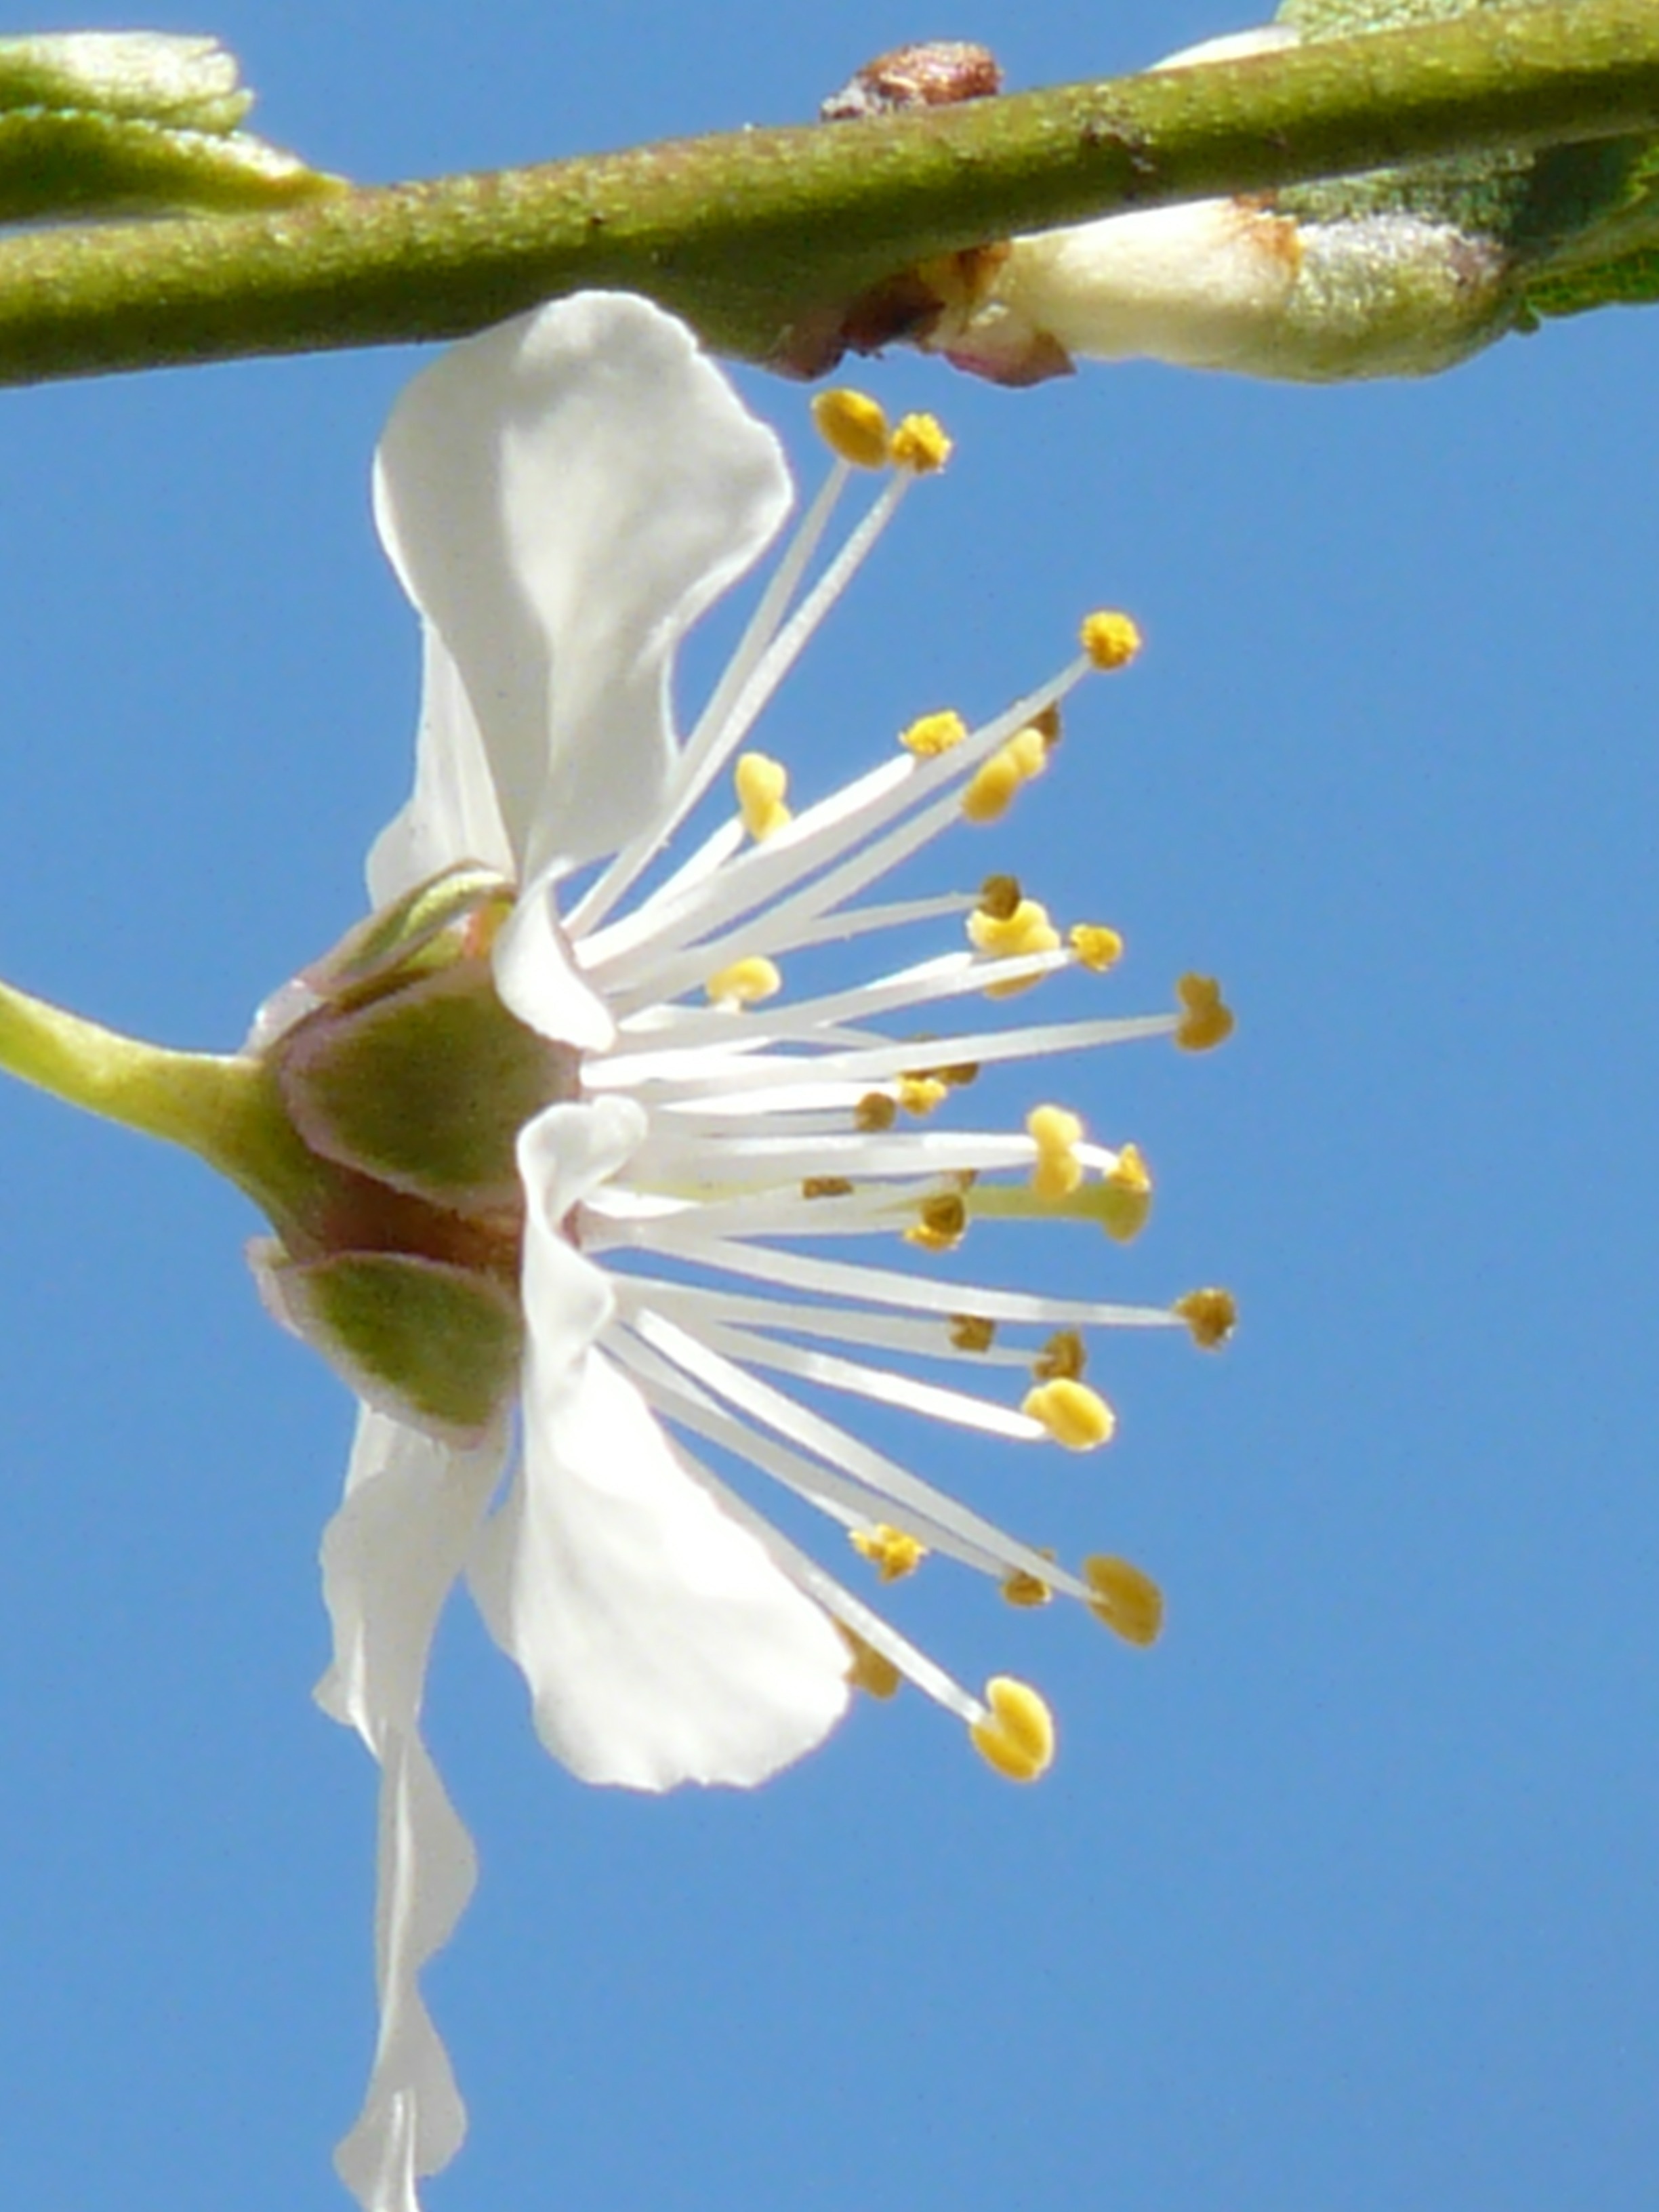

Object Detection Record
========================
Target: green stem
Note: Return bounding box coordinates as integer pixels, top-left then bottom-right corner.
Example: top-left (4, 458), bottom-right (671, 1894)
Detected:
top-left (0, 975), bottom-right (314, 1223)
top-left (0, 0), bottom-right (1655, 382)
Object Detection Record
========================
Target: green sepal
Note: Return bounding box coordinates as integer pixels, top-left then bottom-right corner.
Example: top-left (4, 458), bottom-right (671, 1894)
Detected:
top-left (276, 963), bottom-right (575, 1211)
top-left (264, 1245), bottom-right (523, 1442)
top-left (316, 864), bottom-right (516, 1006)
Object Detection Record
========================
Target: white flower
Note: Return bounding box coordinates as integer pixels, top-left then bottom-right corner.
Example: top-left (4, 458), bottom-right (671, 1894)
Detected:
top-left (269, 292), bottom-right (1231, 2211)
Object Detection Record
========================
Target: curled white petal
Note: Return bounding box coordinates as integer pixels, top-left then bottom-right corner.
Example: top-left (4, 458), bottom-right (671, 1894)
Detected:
top-left (466, 1099), bottom-right (851, 1789)
top-left (371, 291), bottom-right (792, 884)
top-left (317, 1409), bottom-right (506, 2211)
top-left (368, 626), bottom-right (512, 905)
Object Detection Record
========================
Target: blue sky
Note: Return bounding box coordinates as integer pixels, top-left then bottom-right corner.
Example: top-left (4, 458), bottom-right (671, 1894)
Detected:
top-left (0, 3), bottom-right (1654, 2208)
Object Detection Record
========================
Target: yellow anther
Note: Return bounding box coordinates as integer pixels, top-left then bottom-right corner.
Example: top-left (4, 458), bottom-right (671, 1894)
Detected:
top-left (811, 387), bottom-right (890, 469)
top-left (1099, 1143), bottom-right (1153, 1244)
top-left (1080, 609), bottom-right (1143, 670)
top-left (967, 896), bottom-right (1056, 960)
top-left (855, 1091), bottom-right (898, 1132)
top-left (1006, 724), bottom-right (1049, 779)
top-left (839, 1628), bottom-right (902, 1700)
top-left (949, 1313), bottom-right (996, 1353)
top-left (1174, 1287), bottom-right (1238, 1349)
top-left (1001, 1567), bottom-right (1054, 1608)
top-left (905, 1190), bottom-right (967, 1252)
top-left (968, 896), bottom-right (1061, 996)
top-left (734, 751), bottom-right (791, 841)
top-left (705, 954), bottom-right (782, 1006)
top-left (802, 1175), bottom-right (854, 1200)
top-left (933, 1061), bottom-right (980, 1087)
top-left (899, 708), bottom-right (967, 758)
top-left (890, 411), bottom-right (952, 473)
top-left (970, 1677), bottom-right (1055, 1782)
top-left (1027, 1103), bottom-right (1085, 1200)
top-left (1084, 1555), bottom-right (1164, 1647)
top-left (1032, 1329), bottom-right (1086, 1383)
top-left (961, 745), bottom-right (1025, 824)
top-left (849, 1523), bottom-right (927, 1582)
top-left (1070, 923), bottom-right (1124, 973)
top-left (1175, 973), bottom-right (1235, 1051)
top-left (978, 874), bottom-right (1022, 922)
top-left (1023, 1377), bottom-right (1116, 1451)
top-left (896, 1073), bottom-right (949, 1116)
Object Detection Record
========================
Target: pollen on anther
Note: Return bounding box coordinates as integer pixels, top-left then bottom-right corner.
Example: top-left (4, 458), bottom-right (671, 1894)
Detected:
top-left (899, 708), bottom-right (967, 758)
top-left (906, 1191), bottom-right (967, 1252)
top-left (850, 1523), bottom-right (927, 1582)
top-left (1032, 1328), bottom-right (1086, 1382)
top-left (978, 874), bottom-right (1022, 922)
top-left (1099, 1143), bottom-right (1152, 1243)
top-left (811, 387), bottom-right (891, 469)
top-left (1070, 923), bottom-right (1124, 972)
top-left (855, 1091), bottom-right (899, 1132)
top-left (890, 411), bottom-right (952, 473)
top-left (970, 1677), bottom-right (1055, 1782)
top-left (1027, 1104), bottom-right (1084, 1199)
top-left (897, 1073), bottom-right (949, 1116)
top-left (1175, 973), bottom-right (1235, 1051)
top-left (949, 1313), bottom-right (996, 1352)
top-left (839, 1627), bottom-right (903, 1699)
top-left (1001, 1566), bottom-right (1053, 1608)
top-left (1023, 1376), bottom-right (1115, 1451)
top-left (802, 1175), bottom-right (855, 1200)
top-left (1084, 1555), bottom-right (1164, 1647)
top-left (735, 751), bottom-right (791, 840)
top-left (1080, 609), bottom-right (1143, 670)
top-left (1174, 1286), bottom-right (1237, 1348)
top-left (705, 954), bottom-right (782, 1005)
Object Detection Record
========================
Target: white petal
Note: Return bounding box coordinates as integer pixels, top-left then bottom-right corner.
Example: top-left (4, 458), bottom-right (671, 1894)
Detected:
top-left (466, 1099), bottom-right (850, 1789)
top-left (316, 1408), bottom-right (506, 2210)
top-left (367, 624), bottom-right (513, 905)
top-left (371, 291), bottom-right (792, 881)
top-left (470, 1347), bottom-right (850, 1789)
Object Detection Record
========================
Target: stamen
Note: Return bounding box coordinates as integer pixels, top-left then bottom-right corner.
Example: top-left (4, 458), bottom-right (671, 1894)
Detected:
top-left (960, 745), bottom-right (1024, 824)
top-left (1069, 924), bottom-right (1124, 972)
top-left (811, 388), bottom-right (892, 470)
top-left (1175, 973), bottom-right (1235, 1051)
top-left (840, 1627), bottom-right (903, 1699)
top-left (1080, 609), bottom-right (1143, 670)
top-left (1027, 1104), bottom-right (1084, 1199)
top-left (1001, 1561), bottom-right (1054, 1607)
top-left (900, 709), bottom-right (968, 757)
top-left (705, 955), bottom-right (782, 1005)
top-left (1099, 1143), bottom-right (1153, 1242)
top-left (905, 1191), bottom-right (967, 1251)
top-left (949, 1314), bottom-right (997, 1352)
top-left (1023, 1377), bottom-right (1116, 1450)
top-left (896, 1073), bottom-right (949, 1115)
top-left (970, 1677), bottom-right (1055, 1782)
top-left (850, 1523), bottom-right (928, 1582)
top-left (734, 751), bottom-right (791, 840)
top-left (802, 1175), bottom-right (855, 1199)
top-left (1174, 1286), bottom-right (1237, 1348)
top-left (978, 874), bottom-right (1022, 922)
top-left (1084, 1555), bottom-right (1164, 1647)
top-left (890, 411), bottom-right (952, 473)
top-left (855, 1092), bottom-right (898, 1132)
top-left (1031, 1329), bottom-right (1086, 1381)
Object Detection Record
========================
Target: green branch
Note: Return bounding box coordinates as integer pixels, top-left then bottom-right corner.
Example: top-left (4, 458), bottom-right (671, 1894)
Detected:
top-left (0, 0), bottom-right (1656, 383)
